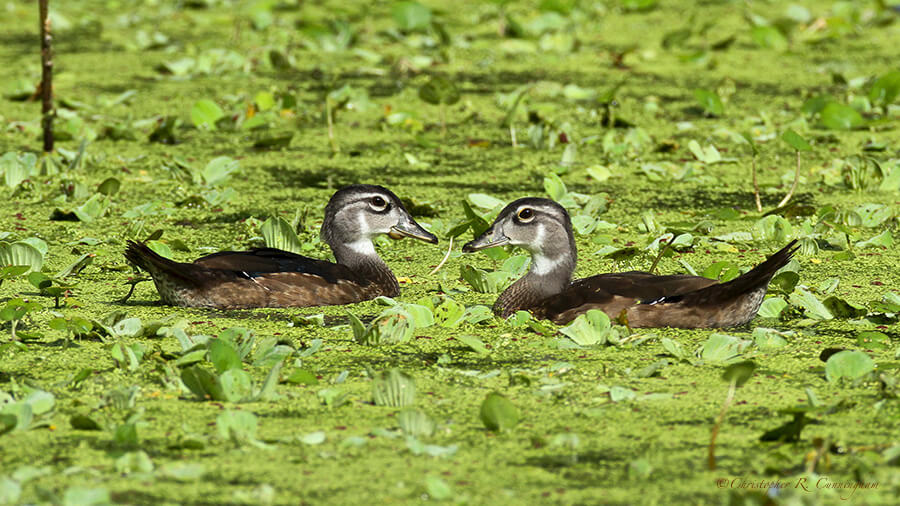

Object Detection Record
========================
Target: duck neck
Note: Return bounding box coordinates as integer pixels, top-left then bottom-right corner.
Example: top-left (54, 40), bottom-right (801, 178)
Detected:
top-left (331, 240), bottom-right (399, 296)
top-left (494, 250), bottom-right (576, 318)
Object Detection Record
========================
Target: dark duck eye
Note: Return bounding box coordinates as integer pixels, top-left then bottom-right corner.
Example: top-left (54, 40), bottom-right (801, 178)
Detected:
top-left (517, 208), bottom-right (534, 222)
top-left (370, 195), bottom-right (388, 211)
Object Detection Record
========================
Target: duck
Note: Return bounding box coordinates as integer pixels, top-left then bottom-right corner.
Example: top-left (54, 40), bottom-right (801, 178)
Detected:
top-left (124, 184), bottom-right (438, 309)
top-left (462, 197), bottom-right (798, 328)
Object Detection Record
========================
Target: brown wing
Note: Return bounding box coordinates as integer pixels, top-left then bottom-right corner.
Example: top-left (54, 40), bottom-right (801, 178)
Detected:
top-left (193, 248), bottom-right (358, 283)
top-left (124, 241), bottom-right (376, 308)
top-left (531, 271), bottom-right (719, 324)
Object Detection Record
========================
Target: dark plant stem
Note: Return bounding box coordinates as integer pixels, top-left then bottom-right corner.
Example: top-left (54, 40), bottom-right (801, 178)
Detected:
top-left (778, 150), bottom-right (801, 208)
top-left (708, 380), bottom-right (736, 471)
top-left (751, 156), bottom-right (762, 212)
top-left (39, 0), bottom-right (54, 153)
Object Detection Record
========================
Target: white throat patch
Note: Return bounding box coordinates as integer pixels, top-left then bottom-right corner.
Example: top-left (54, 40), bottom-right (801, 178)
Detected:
top-left (346, 239), bottom-right (377, 256)
top-left (530, 253), bottom-right (565, 276)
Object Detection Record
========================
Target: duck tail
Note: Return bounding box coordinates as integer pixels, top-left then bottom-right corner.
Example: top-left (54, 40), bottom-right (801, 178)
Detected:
top-left (720, 239), bottom-right (799, 295)
top-left (124, 240), bottom-right (197, 285)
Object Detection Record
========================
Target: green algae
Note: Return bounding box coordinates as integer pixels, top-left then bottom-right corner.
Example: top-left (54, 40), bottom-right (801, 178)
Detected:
top-left (1, 0), bottom-right (899, 504)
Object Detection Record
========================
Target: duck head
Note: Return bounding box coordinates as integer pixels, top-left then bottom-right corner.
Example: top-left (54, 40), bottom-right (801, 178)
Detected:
top-left (321, 185), bottom-right (437, 262)
top-left (463, 197), bottom-right (576, 279)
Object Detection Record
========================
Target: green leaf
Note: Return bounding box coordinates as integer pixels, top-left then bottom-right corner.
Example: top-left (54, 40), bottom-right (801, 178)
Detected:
top-left (372, 368), bottom-right (416, 408)
top-left (868, 70), bottom-right (900, 106)
top-left (209, 339), bottom-right (242, 373)
top-left (433, 298), bottom-right (466, 327)
top-left (857, 331), bottom-right (890, 351)
top-left (543, 173), bottom-right (568, 201)
top-left (97, 177), bottom-right (121, 196)
top-left (750, 25), bottom-right (788, 51)
top-left (781, 129), bottom-right (812, 151)
top-left (219, 369), bottom-right (253, 402)
top-left (398, 409), bottom-right (435, 437)
top-left (722, 360), bottom-right (756, 387)
top-left (701, 333), bottom-right (751, 363)
top-left (789, 288), bottom-right (833, 320)
top-left (740, 131), bottom-right (759, 156)
top-left (824, 350), bottom-right (875, 383)
top-left (200, 156), bottom-right (240, 187)
top-left (693, 89), bottom-right (724, 116)
top-left (822, 296), bottom-right (867, 319)
top-left (758, 297), bottom-right (787, 318)
top-left (855, 230), bottom-right (893, 249)
top-left (820, 102), bottom-right (865, 130)
top-left (72, 194), bottom-right (110, 223)
top-left (418, 76), bottom-right (460, 105)
top-left (285, 369), bottom-right (319, 385)
top-left (216, 410), bottom-right (260, 445)
top-left (70, 414), bottom-right (102, 431)
top-left (425, 476), bottom-right (453, 500)
top-left (480, 392), bottom-right (519, 432)
top-left (260, 216), bottom-right (303, 254)
top-left (392, 1), bottom-right (432, 32)
top-left (752, 327), bottom-right (791, 350)
top-left (191, 99), bottom-right (225, 129)
top-left (558, 310), bottom-right (612, 346)
top-left (181, 366), bottom-right (224, 401)
top-left (455, 334), bottom-right (489, 355)
top-left (0, 241), bottom-right (44, 273)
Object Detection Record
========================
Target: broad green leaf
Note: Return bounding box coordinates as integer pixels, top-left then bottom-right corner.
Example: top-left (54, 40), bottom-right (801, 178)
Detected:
top-left (781, 129), bottom-right (811, 151)
top-left (750, 25), bottom-right (788, 51)
top-left (822, 296), bottom-right (867, 319)
top-left (857, 331), bottom-right (890, 351)
top-left (72, 194), bottom-right (110, 223)
top-left (701, 333), bottom-right (751, 363)
top-left (418, 76), bottom-right (460, 105)
top-left (820, 102), bottom-right (865, 130)
top-left (868, 70), bottom-right (900, 106)
top-left (200, 156), bottom-right (239, 186)
top-left (758, 297), bottom-right (787, 318)
top-left (480, 392), bottom-right (519, 432)
top-left (209, 339), bottom-right (242, 373)
top-left (543, 173), bottom-right (567, 201)
top-left (372, 368), bottom-right (416, 407)
top-left (191, 99), bottom-right (224, 129)
top-left (425, 476), bottom-right (452, 500)
top-left (398, 409), bottom-right (435, 437)
top-left (285, 369), bottom-right (318, 385)
top-left (753, 327), bottom-right (791, 350)
top-left (558, 310), bottom-right (611, 346)
top-left (216, 410), bottom-right (259, 444)
top-left (260, 216), bottom-right (304, 254)
top-left (855, 230), bottom-right (892, 249)
top-left (219, 369), bottom-right (253, 402)
top-left (392, 1), bottom-right (432, 32)
top-left (824, 350), bottom-right (875, 383)
top-left (789, 288), bottom-right (833, 320)
top-left (0, 241), bottom-right (44, 273)
top-left (455, 334), bottom-right (489, 355)
top-left (722, 360), bottom-right (757, 387)
top-left (693, 89), bottom-right (724, 116)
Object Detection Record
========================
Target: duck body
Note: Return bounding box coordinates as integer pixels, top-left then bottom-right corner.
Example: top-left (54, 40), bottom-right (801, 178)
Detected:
top-left (124, 185), bottom-right (437, 309)
top-left (463, 197), bottom-right (798, 328)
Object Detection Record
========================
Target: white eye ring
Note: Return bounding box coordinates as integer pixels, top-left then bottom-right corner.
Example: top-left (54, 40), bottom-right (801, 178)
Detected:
top-left (369, 195), bottom-right (388, 211)
top-left (516, 207), bottom-right (535, 223)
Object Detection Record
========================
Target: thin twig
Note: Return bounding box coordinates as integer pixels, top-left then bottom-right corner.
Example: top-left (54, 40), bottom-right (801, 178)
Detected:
top-left (39, 0), bottom-right (54, 153)
top-left (777, 150), bottom-right (801, 208)
top-left (429, 236), bottom-right (453, 275)
top-left (708, 380), bottom-right (737, 471)
top-left (509, 125), bottom-right (517, 148)
top-left (751, 156), bottom-right (762, 212)
top-left (326, 100), bottom-right (339, 154)
top-left (648, 236), bottom-right (672, 274)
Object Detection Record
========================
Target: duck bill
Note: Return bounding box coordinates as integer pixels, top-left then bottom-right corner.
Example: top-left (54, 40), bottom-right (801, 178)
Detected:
top-left (389, 216), bottom-right (439, 244)
top-left (462, 226), bottom-right (509, 252)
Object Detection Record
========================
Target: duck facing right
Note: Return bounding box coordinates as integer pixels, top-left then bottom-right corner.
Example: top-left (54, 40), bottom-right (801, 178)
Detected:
top-left (462, 197), bottom-right (799, 328)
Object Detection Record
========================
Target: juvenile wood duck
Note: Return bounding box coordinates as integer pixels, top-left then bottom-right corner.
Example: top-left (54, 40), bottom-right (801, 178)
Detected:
top-left (462, 197), bottom-right (798, 328)
top-left (125, 185), bottom-right (438, 309)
